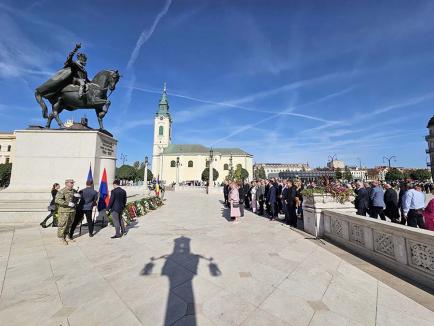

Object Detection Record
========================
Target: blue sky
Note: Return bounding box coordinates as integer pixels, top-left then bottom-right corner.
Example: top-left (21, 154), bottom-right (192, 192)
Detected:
top-left (1, 0), bottom-right (434, 168)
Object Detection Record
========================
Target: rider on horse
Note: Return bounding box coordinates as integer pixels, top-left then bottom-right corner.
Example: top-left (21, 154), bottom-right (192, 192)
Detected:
top-left (35, 43), bottom-right (89, 100)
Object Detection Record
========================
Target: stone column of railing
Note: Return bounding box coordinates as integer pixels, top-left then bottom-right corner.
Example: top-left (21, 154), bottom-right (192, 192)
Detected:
top-left (303, 194), bottom-right (356, 237)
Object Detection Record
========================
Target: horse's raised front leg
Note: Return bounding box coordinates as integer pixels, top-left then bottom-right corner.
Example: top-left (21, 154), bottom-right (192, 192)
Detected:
top-left (96, 101), bottom-right (110, 130)
top-left (34, 90), bottom-right (48, 119)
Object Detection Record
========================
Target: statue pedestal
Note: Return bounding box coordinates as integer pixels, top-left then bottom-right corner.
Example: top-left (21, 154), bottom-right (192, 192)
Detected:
top-left (0, 129), bottom-right (117, 223)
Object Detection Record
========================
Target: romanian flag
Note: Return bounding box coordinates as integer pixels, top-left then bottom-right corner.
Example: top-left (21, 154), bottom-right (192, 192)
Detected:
top-left (97, 168), bottom-right (110, 211)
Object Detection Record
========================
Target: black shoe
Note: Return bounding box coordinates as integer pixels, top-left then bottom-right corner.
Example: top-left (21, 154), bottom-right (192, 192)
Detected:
top-left (122, 231), bottom-right (128, 236)
top-left (89, 233), bottom-right (94, 237)
top-left (111, 235), bottom-right (121, 239)
top-left (40, 222), bottom-right (47, 228)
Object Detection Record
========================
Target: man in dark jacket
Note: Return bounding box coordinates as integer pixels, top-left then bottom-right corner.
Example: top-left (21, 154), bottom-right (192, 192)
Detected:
top-left (398, 183), bottom-right (408, 225)
top-left (268, 181), bottom-right (278, 221)
top-left (384, 183), bottom-right (399, 223)
top-left (282, 180), bottom-right (297, 226)
top-left (355, 181), bottom-right (369, 216)
top-left (69, 180), bottom-right (98, 238)
top-left (223, 181), bottom-right (229, 207)
top-left (107, 179), bottom-right (127, 238)
top-left (264, 180), bottom-right (270, 216)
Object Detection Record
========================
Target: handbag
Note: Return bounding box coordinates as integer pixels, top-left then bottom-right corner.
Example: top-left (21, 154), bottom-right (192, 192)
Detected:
top-left (232, 202), bottom-right (240, 208)
top-left (47, 204), bottom-right (56, 211)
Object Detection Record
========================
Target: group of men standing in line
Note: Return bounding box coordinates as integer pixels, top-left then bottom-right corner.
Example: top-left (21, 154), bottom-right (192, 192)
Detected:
top-left (354, 180), bottom-right (432, 230)
top-left (53, 178), bottom-right (127, 245)
top-left (223, 178), bottom-right (303, 227)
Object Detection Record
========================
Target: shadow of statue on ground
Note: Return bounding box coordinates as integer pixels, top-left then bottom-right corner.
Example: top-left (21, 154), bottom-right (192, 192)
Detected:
top-left (141, 236), bottom-right (221, 325)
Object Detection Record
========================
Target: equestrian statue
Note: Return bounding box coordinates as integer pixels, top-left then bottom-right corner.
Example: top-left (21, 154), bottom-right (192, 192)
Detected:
top-left (35, 43), bottom-right (120, 130)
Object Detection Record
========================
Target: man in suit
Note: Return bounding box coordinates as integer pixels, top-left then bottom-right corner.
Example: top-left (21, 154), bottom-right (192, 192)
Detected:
top-left (69, 180), bottom-right (98, 238)
top-left (264, 180), bottom-right (271, 216)
top-left (283, 180), bottom-right (297, 226)
top-left (383, 183), bottom-right (399, 223)
top-left (268, 180), bottom-right (277, 221)
top-left (223, 181), bottom-right (229, 207)
top-left (107, 179), bottom-right (127, 238)
top-left (355, 181), bottom-right (369, 216)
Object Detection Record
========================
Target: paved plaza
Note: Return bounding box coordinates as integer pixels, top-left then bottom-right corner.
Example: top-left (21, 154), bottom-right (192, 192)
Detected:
top-left (0, 191), bottom-right (433, 326)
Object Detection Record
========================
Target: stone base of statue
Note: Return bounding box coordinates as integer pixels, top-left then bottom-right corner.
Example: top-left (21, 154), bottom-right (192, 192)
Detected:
top-left (0, 129), bottom-right (117, 223)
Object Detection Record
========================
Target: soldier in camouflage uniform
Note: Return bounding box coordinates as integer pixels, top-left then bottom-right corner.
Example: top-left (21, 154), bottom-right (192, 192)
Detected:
top-left (55, 179), bottom-right (77, 245)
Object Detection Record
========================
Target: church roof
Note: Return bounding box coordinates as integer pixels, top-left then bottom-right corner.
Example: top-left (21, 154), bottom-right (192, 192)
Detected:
top-left (162, 144), bottom-right (252, 156)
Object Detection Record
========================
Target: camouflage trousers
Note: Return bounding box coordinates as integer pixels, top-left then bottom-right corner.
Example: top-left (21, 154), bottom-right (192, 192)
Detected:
top-left (57, 211), bottom-right (75, 239)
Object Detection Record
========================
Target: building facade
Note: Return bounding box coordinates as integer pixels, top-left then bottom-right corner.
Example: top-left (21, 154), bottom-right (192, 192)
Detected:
top-left (327, 159), bottom-right (345, 170)
top-left (0, 132), bottom-right (15, 164)
top-left (254, 163), bottom-right (310, 178)
top-left (426, 116), bottom-right (434, 180)
top-left (151, 84), bottom-right (253, 184)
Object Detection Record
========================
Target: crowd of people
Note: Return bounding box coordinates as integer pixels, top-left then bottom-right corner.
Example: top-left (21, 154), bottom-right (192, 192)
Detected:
top-left (223, 178), bottom-right (303, 225)
top-left (40, 178), bottom-right (128, 245)
top-left (354, 180), bottom-right (434, 231)
top-left (222, 177), bottom-right (434, 232)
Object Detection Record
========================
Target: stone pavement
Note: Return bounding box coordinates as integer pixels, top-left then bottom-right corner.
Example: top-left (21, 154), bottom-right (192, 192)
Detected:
top-left (0, 191), bottom-right (433, 326)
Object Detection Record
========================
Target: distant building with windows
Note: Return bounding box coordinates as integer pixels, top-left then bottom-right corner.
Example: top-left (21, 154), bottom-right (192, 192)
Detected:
top-left (0, 132), bottom-right (15, 164)
top-left (151, 84), bottom-right (253, 184)
top-left (254, 163), bottom-right (310, 179)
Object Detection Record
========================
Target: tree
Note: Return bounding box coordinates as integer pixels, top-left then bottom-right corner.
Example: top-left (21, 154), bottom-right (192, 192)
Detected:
top-left (201, 168), bottom-right (219, 182)
top-left (234, 165), bottom-right (249, 182)
top-left (0, 163), bottom-right (12, 188)
top-left (409, 169), bottom-right (432, 181)
top-left (255, 166), bottom-right (266, 179)
top-left (335, 167), bottom-right (343, 180)
top-left (116, 164), bottom-right (137, 180)
top-left (136, 166), bottom-right (153, 181)
top-left (385, 168), bottom-right (403, 181)
top-left (343, 167), bottom-right (352, 181)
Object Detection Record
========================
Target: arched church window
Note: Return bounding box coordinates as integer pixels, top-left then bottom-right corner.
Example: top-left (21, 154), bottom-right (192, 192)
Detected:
top-left (170, 160), bottom-right (176, 167)
top-left (159, 126), bottom-right (164, 136)
top-left (7, 145), bottom-right (11, 152)
top-left (224, 164), bottom-right (229, 170)
top-left (188, 160), bottom-right (193, 167)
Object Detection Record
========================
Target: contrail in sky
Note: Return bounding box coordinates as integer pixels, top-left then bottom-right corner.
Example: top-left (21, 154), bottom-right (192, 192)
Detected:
top-left (127, 0), bottom-right (173, 70)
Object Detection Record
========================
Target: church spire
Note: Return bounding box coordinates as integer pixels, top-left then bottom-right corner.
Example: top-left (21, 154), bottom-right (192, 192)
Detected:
top-left (156, 82), bottom-right (170, 118)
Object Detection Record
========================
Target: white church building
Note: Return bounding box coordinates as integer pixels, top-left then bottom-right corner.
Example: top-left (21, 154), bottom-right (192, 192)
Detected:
top-left (151, 84), bottom-right (253, 184)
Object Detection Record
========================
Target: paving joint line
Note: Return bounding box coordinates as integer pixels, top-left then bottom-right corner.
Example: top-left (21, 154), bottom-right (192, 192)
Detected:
top-left (0, 225), bottom-right (15, 297)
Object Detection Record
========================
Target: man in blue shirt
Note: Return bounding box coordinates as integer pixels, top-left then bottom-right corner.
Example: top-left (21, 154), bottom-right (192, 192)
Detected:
top-left (403, 184), bottom-right (426, 229)
top-left (369, 181), bottom-right (386, 220)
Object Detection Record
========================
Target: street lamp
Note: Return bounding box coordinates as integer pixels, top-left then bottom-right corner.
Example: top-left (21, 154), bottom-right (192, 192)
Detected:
top-left (383, 155), bottom-right (396, 168)
top-left (209, 148), bottom-right (214, 190)
top-left (176, 156), bottom-right (180, 186)
top-left (144, 156), bottom-right (148, 191)
top-left (120, 153), bottom-right (128, 165)
top-left (328, 154), bottom-right (337, 170)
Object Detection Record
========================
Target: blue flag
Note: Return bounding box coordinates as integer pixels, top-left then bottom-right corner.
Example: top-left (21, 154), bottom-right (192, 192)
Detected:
top-left (87, 164), bottom-right (93, 183)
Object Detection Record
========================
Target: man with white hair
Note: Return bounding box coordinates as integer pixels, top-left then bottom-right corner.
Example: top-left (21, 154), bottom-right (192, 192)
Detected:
top-left (384, 183), bottom-right (399, 223)
top-left (403, 184), bottom-right (426, 228)
top-left (355, 181), bottom-right (369, 216)
top-left (369, 180), bottom-right (386, 220)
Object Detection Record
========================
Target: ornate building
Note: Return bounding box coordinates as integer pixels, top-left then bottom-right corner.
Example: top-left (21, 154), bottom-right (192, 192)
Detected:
top-left (0, 132), bottom-right (15, 164)
top-left (426, 116), bottom-right (434, 180)
top-left (151, 84), bottom-right (253, 184)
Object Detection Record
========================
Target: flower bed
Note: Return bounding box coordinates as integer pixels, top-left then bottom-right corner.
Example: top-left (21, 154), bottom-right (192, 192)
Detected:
top-left (302, 184), bottom-right (354, 204)
top-left (108, 196), bottom-right (164, 226)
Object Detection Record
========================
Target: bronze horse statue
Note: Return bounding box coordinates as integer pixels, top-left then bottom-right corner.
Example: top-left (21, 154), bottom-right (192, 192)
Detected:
top-left (35, 69), bottom-right (120, 129)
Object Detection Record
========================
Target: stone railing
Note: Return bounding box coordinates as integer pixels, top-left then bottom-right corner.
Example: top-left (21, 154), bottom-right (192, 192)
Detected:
top-left (322, 209), bottom-right (434, 290)
top-left (303, 194), bottom-right (355, 237)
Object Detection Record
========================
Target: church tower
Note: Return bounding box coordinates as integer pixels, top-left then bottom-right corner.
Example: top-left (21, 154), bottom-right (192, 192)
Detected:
top-left (152, 83), bottom-right (172, 179)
